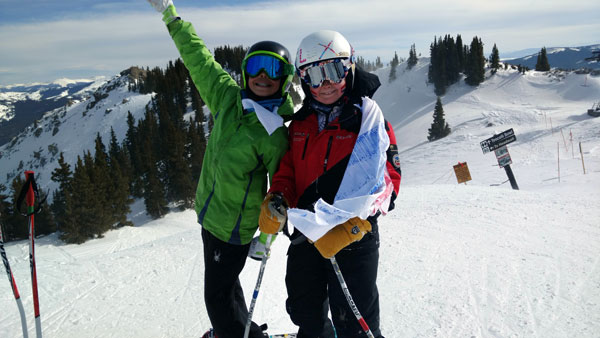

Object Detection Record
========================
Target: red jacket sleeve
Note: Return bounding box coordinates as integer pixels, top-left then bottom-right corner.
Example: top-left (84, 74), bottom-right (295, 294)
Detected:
top-left (268, 131), bottom-right (298, 207)
top-left (385, 120), bottom-right (401, 196)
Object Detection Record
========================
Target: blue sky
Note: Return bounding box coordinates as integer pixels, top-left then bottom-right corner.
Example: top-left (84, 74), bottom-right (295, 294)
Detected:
top-left (1, 0), bottom-right (599, 85)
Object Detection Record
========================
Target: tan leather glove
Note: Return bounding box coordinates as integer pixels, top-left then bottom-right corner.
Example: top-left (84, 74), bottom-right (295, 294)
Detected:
top-left (258, 193), bottom-right (288, 234)
top-left (314, 217), bottom-right (372, 258)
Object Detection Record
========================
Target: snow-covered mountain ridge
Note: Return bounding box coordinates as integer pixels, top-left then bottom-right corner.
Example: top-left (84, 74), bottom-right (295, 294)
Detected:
top-left (0, 69), bottom-right (152, 194)
top-left (0, 78), bottom-right (109, 146)
top-left (504, 44), bottom-right (600, 70)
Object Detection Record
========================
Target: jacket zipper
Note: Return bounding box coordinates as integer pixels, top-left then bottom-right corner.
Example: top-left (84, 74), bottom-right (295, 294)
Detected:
top-left (323, 136), bottom-right (333, 173)
top-left (301, 134), bottom-right (310, 160)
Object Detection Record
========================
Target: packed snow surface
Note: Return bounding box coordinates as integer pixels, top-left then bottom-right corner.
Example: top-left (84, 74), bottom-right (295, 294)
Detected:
top-left (1, 62), bottom-right (599, 337)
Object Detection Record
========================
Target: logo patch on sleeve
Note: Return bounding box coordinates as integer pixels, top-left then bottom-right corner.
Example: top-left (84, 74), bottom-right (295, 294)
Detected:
top-left (393, 154), bottom-right (401, 168)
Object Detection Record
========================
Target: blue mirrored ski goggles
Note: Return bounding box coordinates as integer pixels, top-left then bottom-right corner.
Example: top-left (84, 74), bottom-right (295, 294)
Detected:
top-left (245, 54), bottom-right (292, 80)
top-left (299, 58), bottom-right (349, 88)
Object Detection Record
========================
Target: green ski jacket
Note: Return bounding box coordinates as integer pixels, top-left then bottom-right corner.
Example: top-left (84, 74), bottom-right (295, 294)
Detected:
top-left (167, 19), bottom-right (293, 245)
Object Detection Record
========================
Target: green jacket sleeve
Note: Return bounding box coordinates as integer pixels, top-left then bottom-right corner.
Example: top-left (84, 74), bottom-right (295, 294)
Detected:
top-left (167, 19), bottom-right (240, 119)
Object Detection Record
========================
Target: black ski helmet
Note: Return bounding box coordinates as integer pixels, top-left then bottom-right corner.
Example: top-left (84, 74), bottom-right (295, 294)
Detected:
top-left (241, 41), bottom-right (294, 97)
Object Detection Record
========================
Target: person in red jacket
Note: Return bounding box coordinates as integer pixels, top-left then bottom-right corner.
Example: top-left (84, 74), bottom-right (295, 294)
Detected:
top-left (259, 31), bottom-right (401, 338)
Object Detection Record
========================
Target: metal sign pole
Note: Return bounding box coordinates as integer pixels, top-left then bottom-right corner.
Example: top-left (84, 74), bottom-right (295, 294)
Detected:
top-left (503, 165), bottom-right (519, 190)
top-left (580, 142), bottom-right (586, 174)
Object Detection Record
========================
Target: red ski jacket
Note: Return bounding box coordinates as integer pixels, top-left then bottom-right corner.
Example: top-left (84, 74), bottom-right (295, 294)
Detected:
top-left (270, 99), bottom-right (401, 212)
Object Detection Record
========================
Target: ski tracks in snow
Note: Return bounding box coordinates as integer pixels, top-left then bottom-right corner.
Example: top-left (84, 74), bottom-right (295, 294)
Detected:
top-left (2, 185), bottom-right (599, 337)
top-left (380, 184), bottom-right (600, 338)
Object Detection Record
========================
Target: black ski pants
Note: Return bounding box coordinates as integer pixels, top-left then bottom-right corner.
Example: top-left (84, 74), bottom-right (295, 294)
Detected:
top-left (201, 228), bottom-right (264, 338)
top-left (285, 228), bottom-right (383, 338)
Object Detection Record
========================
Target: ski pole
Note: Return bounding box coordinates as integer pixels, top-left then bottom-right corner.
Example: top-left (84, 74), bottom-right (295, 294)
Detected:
top-left (330, 256), bottom-right (375, 338)
top-left (0, 215), bottom-right (29, 338)
top-left (243, 234), bottom-right (273, 338)
top-left (16, 171), bottom-right (43, 338)
top-left (25, 171), bottom-right (43, 338)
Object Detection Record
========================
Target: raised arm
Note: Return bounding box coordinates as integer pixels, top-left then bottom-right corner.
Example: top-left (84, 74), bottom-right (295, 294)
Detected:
top-left (147, 1), bottom-right (240, 118)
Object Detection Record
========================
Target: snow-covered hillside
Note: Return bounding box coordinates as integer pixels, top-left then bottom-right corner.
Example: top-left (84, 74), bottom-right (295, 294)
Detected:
top-left (1, 60), bottom-right (599, 338)
top-left (0, 78), bottom-right (108, 147)
top-left (0, 72), bottom-right (152, 195)
top-left (375, 59), bottom-right (600, 190)
top-left (504, 44), bottom-right (600, 70)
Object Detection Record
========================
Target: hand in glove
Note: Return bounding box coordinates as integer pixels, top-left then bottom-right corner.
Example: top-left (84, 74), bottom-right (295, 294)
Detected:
top-left (146, 0), bottom-right (178, 24)
top-left (248, 232), bottom-right (275, 261)
top-left (147, 0), bottom-right (173, 13)
top-left (314, 217), bottom-right (372, 258)
top-left (258, 193), bottom-right (288, 235)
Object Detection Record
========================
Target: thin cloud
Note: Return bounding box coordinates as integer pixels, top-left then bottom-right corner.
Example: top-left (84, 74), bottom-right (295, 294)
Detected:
top-left (1, 0), bottom-right (599, 85)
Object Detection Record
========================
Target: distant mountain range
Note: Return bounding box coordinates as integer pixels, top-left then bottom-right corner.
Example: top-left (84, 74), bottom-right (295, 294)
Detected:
top-left (503, 44), bottom-right (600, 70)
top-left (0, 79), bottom-right (102, 146)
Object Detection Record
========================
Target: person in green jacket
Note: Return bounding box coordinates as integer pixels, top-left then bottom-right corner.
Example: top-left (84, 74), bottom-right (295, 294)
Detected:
top-left (147, 1), bottom-right (295, 337)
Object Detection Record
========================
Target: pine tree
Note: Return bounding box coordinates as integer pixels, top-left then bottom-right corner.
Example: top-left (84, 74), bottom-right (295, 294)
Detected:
top-left (156, 99), bottom-right (194, 208)
top-left (5, 177), bottom-right (28, 240)
top-left (389, 51), bottom-right (400, 82)
top-left (83, 150), bottom-right (108, 238)
top-left (144, 158), bottom-right (169, 219)
top-left (465, 37), bottom-right (485, 86)
top-left (61, 156), bottom-right (90, 243)
top-left (443, 35), bottom-right (460, 85)
top-left (0, 184), bottom-right (8, 218)
top-left (490, 43), bottom-right (500, 74)
top-left (427, 97), bottom-right (451, 141)
top-left (535, 47), bottom-right (550, 71)
top-left (107, 155), bottom-right (133, 227)
top-left (428, 37), bottom-right (448, 95)
top-left (108, 127), bottom-right (132, 189)
top-left (92, 134), bottom-right (113, 235)
top-left (50, 153), bottom-right (72, 233)
top-left (125, 111), bottom-right (144, 197)
top-left (407, 44), bottom-right (418, 69)
top-left (189, 73), bottom-right (205, 121)
top-left (138, 105), bottom-right (159, 177)
top-left (33, 192), bottom-right (56, 236)
top-left (0, 184), bottom-right (13, 240)
top-left (356, 56), bottom-right (366, 71)
top-left (456, 34), bottom-right (465, 72)
top-left (138, 108), bottom-right (168, 218)
top-left (213, 45), bottom-right (248, 83)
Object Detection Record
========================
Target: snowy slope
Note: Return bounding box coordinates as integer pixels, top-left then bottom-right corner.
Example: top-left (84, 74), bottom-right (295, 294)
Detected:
top-left (0, 74), bottom-right (152, 195)
top-left (1, 61), bottom-right (599, 338)
top-left (374, 59), bottom-right (600, 190)
top-left (0, 79), bottom-right (105, 147)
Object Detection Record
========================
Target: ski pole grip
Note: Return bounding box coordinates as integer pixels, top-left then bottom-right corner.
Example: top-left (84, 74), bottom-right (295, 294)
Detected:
top-left (25, 171), bottom-right (35, 209)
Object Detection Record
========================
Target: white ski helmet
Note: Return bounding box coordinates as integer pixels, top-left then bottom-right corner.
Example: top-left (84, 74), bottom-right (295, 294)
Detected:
top-left (295, 30), bottom-right (355, 70)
